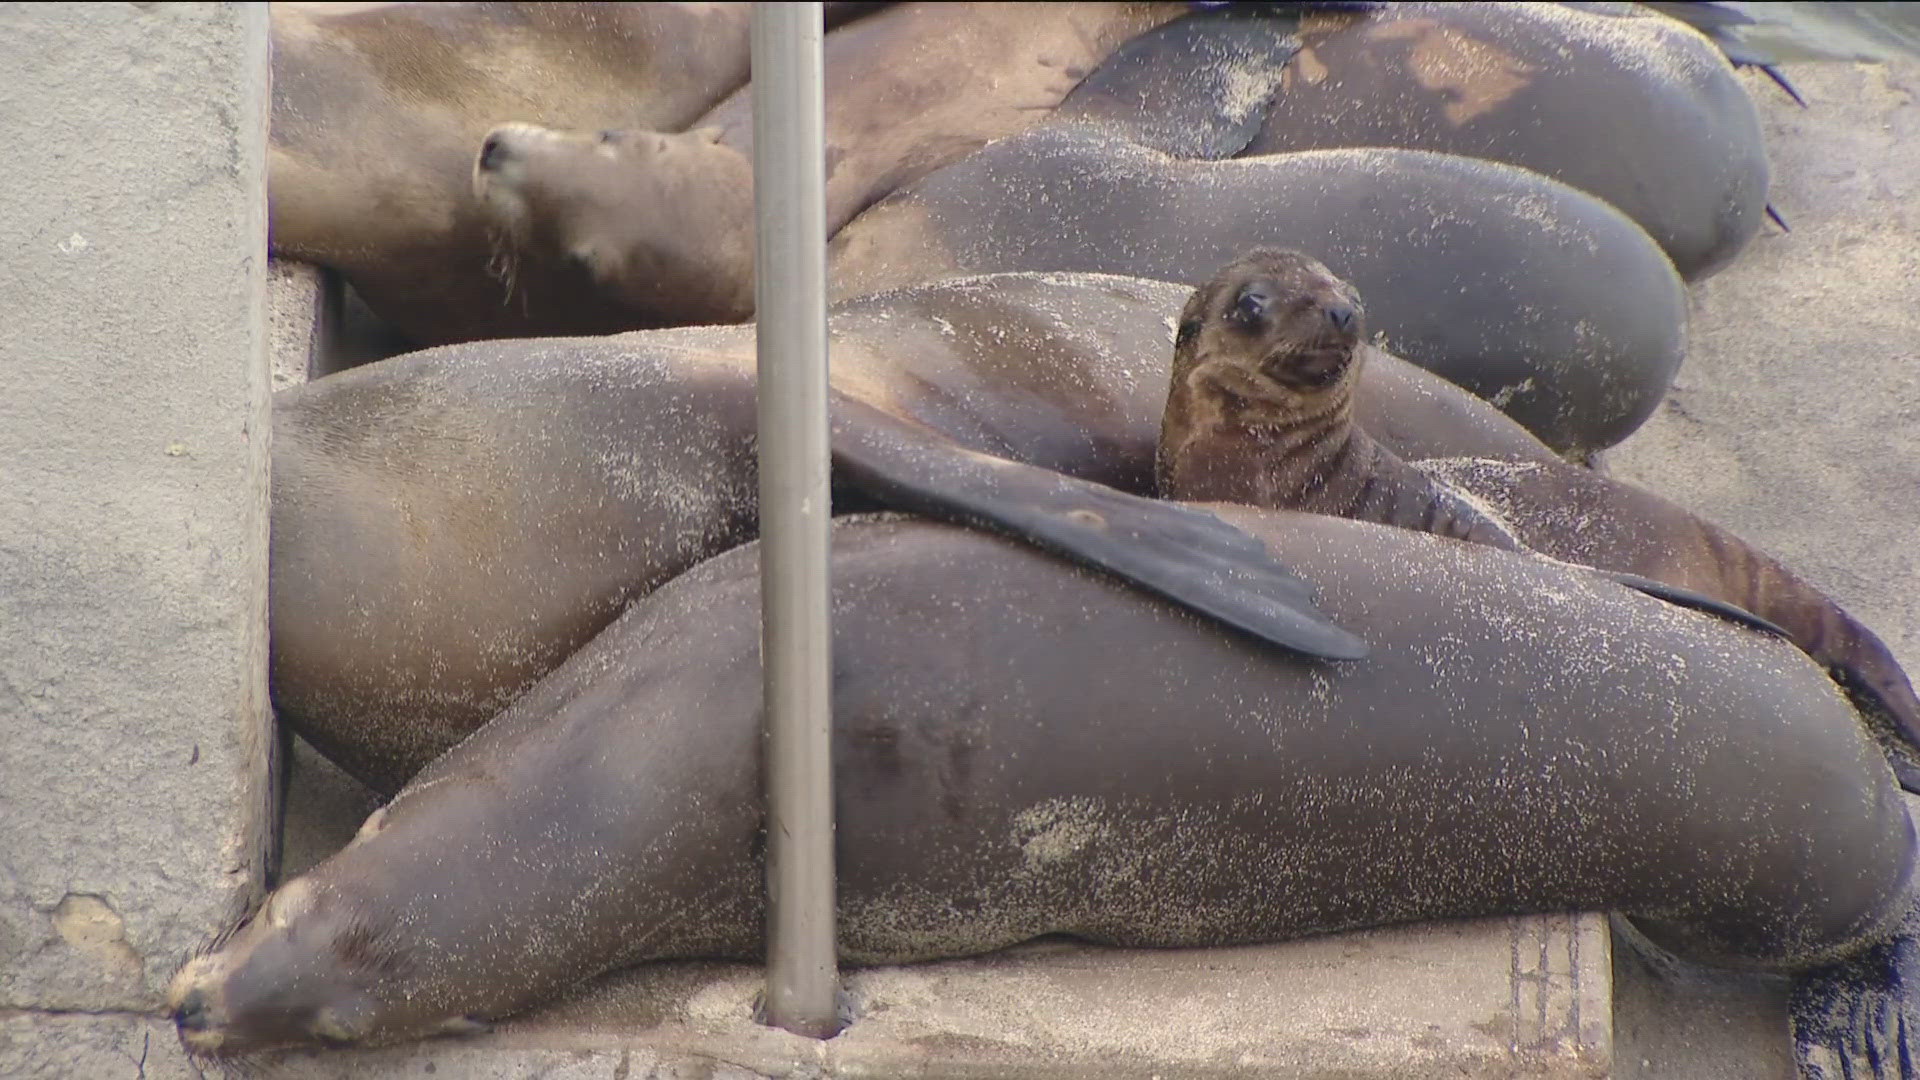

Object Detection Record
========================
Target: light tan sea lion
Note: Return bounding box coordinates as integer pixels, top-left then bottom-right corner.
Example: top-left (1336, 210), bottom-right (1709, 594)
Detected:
top-left (270, 1), bottom-right (895, 348)
top-left (468, 2), bottom-right (1184, 334)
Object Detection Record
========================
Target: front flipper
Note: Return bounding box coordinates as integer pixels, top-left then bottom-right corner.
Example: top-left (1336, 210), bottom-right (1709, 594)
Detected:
top-left (1051, 7), bottom-right (1311, 160)
top-left (1592, 568), bottom-right (1797, 641)
top-left (1794, 888), bottom-right (1920, 1080)
top-left (830, 393), bottom-right (1368, 661)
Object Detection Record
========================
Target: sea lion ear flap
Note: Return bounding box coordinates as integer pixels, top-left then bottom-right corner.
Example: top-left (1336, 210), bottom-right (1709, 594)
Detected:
top-left (1173, 287), bottom-right (1211, 351)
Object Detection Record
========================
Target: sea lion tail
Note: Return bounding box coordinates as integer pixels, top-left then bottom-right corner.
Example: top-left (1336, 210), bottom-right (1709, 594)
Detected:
top-left (828, 392), bottom-right (1369, 661)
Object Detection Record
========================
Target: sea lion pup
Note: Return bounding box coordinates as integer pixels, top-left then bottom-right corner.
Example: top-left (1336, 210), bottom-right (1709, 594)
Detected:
top-left (269, 2), bottom-right (775, 348)
top-left (1158, 249), bottom-right (1920, 788)
top-left (470, 1), bottom-right (1186, 334)
top-left (826, 130), bottom-right (1687, 455)
top-left (273, 271), bottom-right (1573, 792)
top-left (169, 515), bottom-right (1914, 1054)
top-left (1220, 1), bottom-right (1770, 279)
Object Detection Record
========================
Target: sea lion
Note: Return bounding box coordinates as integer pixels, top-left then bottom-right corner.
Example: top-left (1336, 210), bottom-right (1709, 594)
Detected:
top-left (468, 1), bottom-right (1184, 337)
top-left (825, 129), bottom-right (1687, 454)
top-left (1221, 2), bottom-right (1769, 279)
top-left (270, 2), bottom-right (764, 347)
top-left (270, 271), bottom-right (1566, 791)
top-left (1157, 249), bottom-right (1920, 789)
top-left (168, 513), bottom-right (1915, 1054)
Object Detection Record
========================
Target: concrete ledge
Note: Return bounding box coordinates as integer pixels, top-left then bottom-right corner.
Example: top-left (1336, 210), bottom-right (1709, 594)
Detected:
top-left (250, 915), bottom-right (1609, 1079)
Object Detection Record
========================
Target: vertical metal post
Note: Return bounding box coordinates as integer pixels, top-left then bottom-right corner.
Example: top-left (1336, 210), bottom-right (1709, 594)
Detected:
top-left (751, 0), bottom-right (841, 1040)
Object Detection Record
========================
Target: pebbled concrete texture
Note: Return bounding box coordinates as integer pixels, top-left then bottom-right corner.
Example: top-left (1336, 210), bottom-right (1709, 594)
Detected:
top-left (0, 0), bottom-right (273, 1069)
top-left (1608, 60), bottom-right (1920, 1080)
top-left (0, 1012), bottom-right (206, 1080)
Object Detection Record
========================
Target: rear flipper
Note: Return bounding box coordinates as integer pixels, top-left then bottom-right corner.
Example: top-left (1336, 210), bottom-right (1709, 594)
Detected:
top-left (830, 393), bottom-right (1368, 661)
top-left (1597, 2), bottom-right (1809, 105)
top-left (1794, 888), bottom-right (1920, 1080)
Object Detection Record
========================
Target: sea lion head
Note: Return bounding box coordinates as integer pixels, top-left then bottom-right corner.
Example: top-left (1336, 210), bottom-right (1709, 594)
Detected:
top-left (472, 121), bottom-right (756, 327)
top-left (1173, 248), bottom-right (1367, 412)
top-left (167, 869), bottom-right (479, 1056)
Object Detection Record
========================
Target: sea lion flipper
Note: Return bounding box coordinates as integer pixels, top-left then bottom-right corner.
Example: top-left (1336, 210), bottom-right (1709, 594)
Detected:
top-left (1792, 888), bottom-right (1920, 1080)
top-left (1051, 8), bottom-right (1307, 160)
top-left (830, 394), bottom-right (1368, 661)
top-left (1589, 568), bottom-right (1797, 641)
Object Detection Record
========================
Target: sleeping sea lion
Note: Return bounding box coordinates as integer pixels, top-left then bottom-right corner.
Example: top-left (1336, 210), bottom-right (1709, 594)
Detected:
top-left (1223, 1), bottom-right (1769, 279)
top-left (275, 2), bottom-right (1178, 347)
top-left (467, 1), bottom-right (1185, 336)
top-left (168, 513), bottom-right (1916, 1054)
top-left (824, 129), bottom-right (1687, 454)
top-left (1156, 249), bottom-right (1920, 789)
top-left (272, 271), bottom-right (1562, 791)
top-left (270, 2), bottom-right (763, 347)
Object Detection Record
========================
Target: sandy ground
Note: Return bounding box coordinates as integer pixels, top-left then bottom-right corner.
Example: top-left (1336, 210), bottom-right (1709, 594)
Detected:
top-left (1608, 60), bottom-right (1920, 1080)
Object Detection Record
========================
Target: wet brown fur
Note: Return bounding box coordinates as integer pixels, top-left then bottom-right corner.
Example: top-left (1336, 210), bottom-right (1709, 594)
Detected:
top-left (1159, 250), bottom-right (1518, 548)
top-left (1160, 250), bottom-right (1920, 775)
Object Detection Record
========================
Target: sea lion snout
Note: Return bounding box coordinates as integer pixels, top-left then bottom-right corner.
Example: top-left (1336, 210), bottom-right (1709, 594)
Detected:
top-left (477, 133), bottom-right (510, 173)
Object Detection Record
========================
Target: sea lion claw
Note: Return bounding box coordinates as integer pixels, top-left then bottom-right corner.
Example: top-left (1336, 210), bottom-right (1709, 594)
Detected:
top-left (830, 393), bottom-right (1368, 661)
top-left (1759, 64), bottom-right (1809, 107)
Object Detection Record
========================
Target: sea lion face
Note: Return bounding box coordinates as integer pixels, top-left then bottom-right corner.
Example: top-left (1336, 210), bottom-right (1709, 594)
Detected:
top-left (1176, 248), bottom-right (1366, 404)
top-left (472, 121), bottom-right (755, 325)
top-left (167, 876), bottom-right (448, 1056)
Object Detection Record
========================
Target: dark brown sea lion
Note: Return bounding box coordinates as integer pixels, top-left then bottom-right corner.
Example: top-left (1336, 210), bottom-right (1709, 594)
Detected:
top-left (269, 2), bottom-right (766, 347)
top-left (270, 271), bottom-right (1567, 791)
top-left (1224, 1), bottom-right (1769, 279)
top-left (168, 513), bottom-right (1915, 1054)
top-left (468, 2), bottom-right (1184, 334)
top-left (1157, 249), bottom-right (1920, 788)
top-left (826, 130), bottom-right (1687, 454)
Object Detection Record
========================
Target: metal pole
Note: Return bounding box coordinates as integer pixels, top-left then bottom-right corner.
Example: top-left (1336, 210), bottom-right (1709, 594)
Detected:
top-left (751, 0), bottom-right (841, 1040)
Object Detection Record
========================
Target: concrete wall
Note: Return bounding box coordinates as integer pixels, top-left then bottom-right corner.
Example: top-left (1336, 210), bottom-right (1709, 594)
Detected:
top-left (0, 4), bottom-right (273, 1076)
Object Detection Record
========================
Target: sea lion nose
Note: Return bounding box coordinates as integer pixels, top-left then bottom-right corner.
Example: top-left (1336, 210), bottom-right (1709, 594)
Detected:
top-left (1324, 303), bottom-right (1357, 332)
top-left (477, 134), bottom-right (511, 173)
top-left (173, 988), bottom-right (212, 1031)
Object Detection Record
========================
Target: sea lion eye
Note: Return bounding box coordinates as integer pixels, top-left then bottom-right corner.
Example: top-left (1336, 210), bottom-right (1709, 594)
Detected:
top-left (1232, 284), bottom-right (1273, 326)
top-left (597, 129), bottom-right (618, 145)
